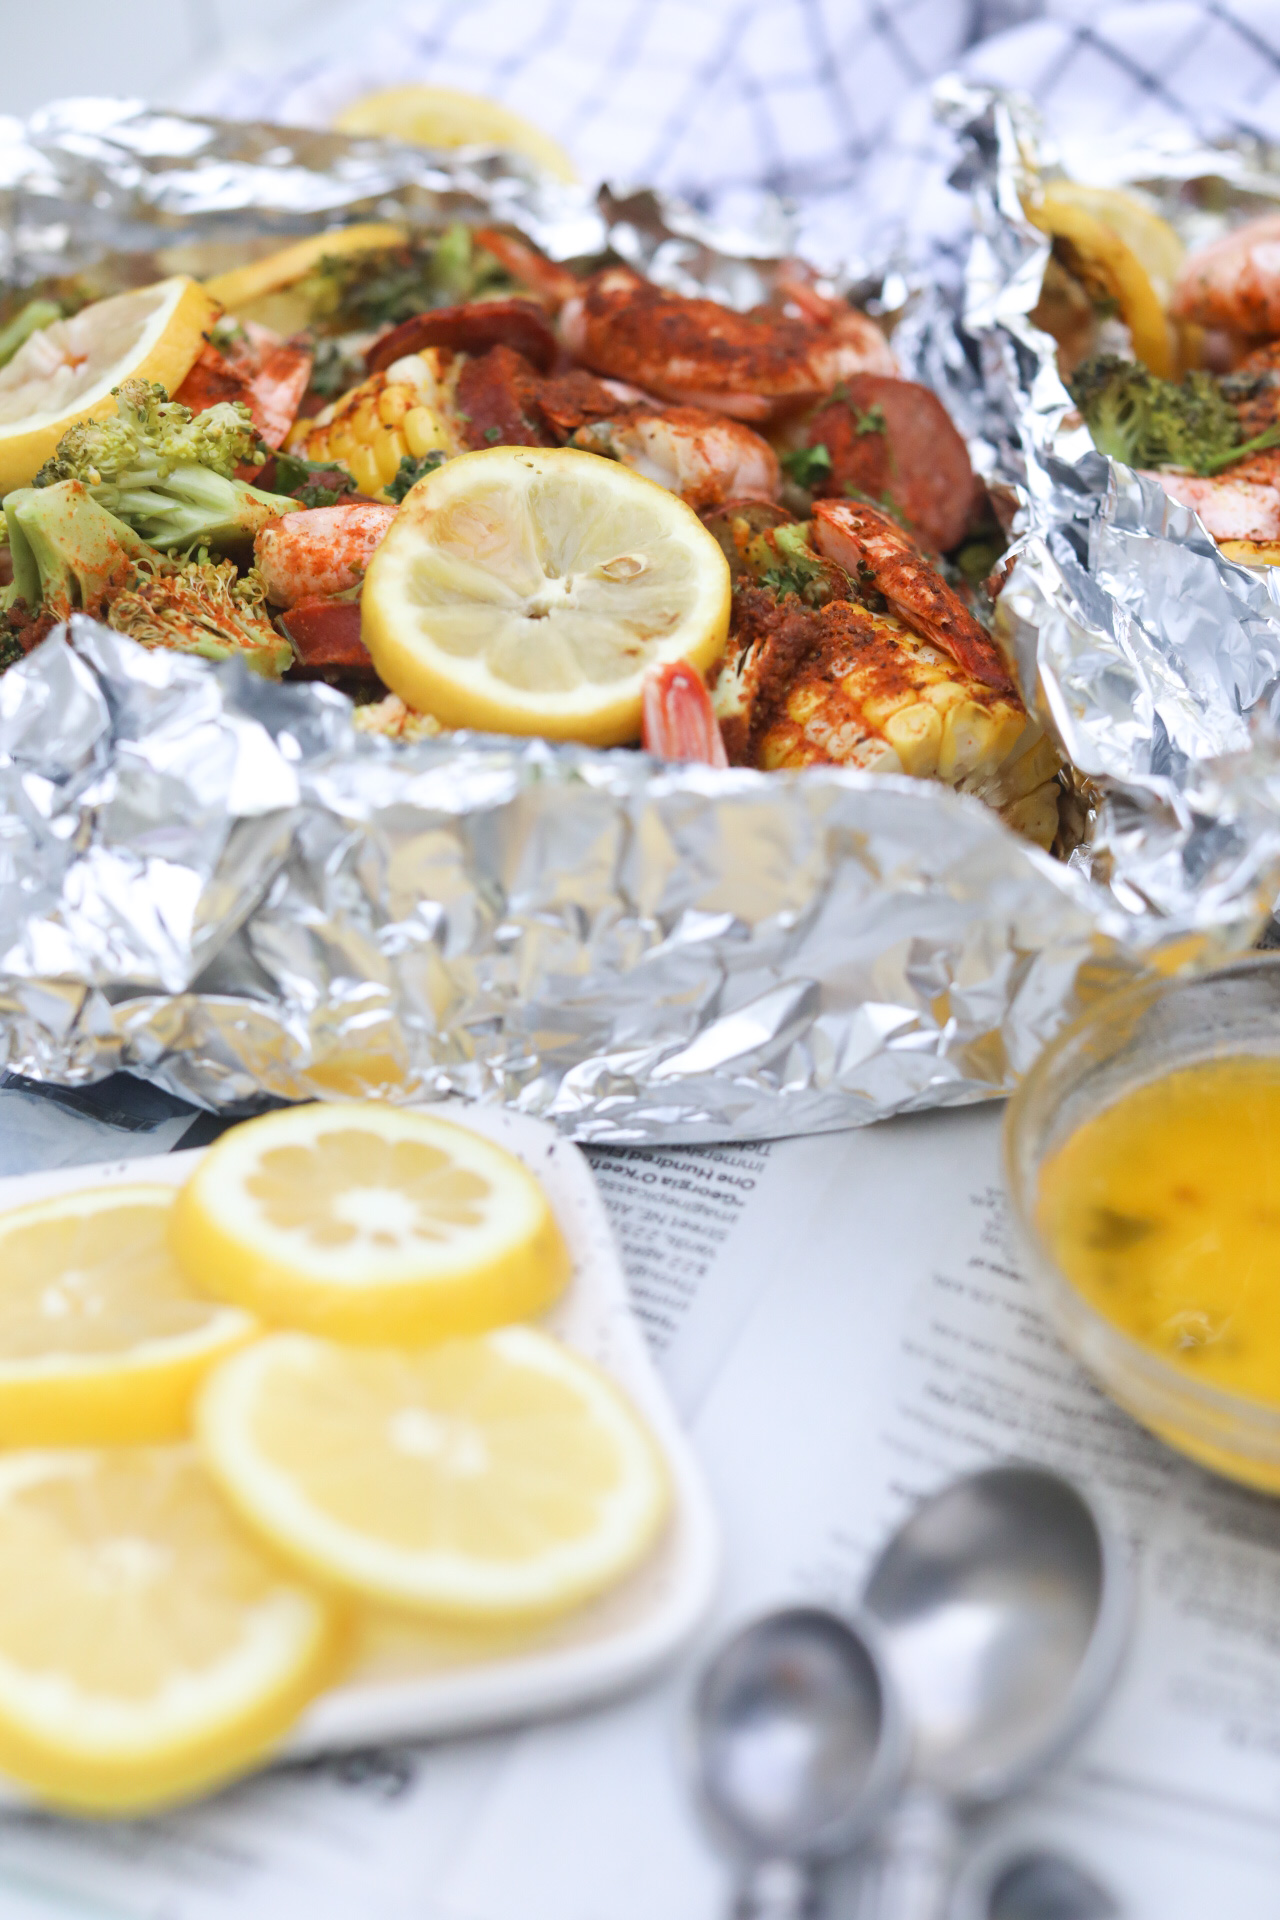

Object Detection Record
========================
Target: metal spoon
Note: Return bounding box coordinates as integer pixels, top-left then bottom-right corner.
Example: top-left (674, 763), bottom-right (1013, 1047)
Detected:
top-left (693, 1606), bottom-right (908, 1920)
top-left (860, 1463), bottom-right (1131, 1920)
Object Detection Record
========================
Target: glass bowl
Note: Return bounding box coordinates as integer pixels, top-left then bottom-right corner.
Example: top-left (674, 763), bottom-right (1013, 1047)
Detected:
top-left (1004, 954), bottom-right (1280, 1493)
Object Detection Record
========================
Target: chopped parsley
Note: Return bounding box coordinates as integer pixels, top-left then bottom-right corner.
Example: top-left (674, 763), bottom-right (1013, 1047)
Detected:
top-left (266, 447), bottom-right (360, 509)
top-left (387, 449), bottom-right (447, 503)
top-left (780, 443), bottom-right (833, 490)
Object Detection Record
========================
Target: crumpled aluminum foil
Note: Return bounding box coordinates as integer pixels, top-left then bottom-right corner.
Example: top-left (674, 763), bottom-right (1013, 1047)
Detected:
top-left (1, 98), bottom-right (1279, 1143)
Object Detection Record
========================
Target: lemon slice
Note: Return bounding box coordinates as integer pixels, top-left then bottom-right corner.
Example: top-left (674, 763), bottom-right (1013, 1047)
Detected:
top-left (170, 1104), bottom-right (571, 1343)
top-left (1026, 184), bottom-right (1181, 378)
top-left (202, 223), bottom-right (410, 317)
top-left (0, 276), bottom-right (218, 493)
top-left (0, 1446), bottom-right (340, 1813)
top-left (198, 1329), bottom-right (669, 1618)
top-left (361, 446), bottom-right (732, 745)
top-left (0, 1185), bottom-right (256, 1446)
top-left (335, 85), bottom-right (577, 184)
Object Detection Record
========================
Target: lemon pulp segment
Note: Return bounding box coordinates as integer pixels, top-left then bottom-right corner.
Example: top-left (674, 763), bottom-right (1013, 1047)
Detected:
top-left (361, 446), bottom-right (731, 745)
top-left (0, 1447), bottom-right (340, 1813)
top-left (198, 1329), bottom-right (670, 1618)
top-left (0, 278), bottom-right (218, 493)
top-left (170, 1104), bottom-right (570, 1342)
top-left (0, 1185), bottom-right (256, 1445)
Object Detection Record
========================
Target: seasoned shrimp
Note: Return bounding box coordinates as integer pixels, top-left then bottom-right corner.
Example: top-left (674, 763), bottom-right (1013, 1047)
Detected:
top-left (175, 322), bottom-right (312, 449)
top-left (447, 344), bottom-right (780, 510)
top-left (255, 501), bottom-right (397, 607)
top-left (572, 408), bottom-right (779, 512)
top-left (560, 267), bottom-right (896, 422)
top-left (1171, 213), bottom-right (1280, 337)
top-left (810, 499), bottom-right (1014, 691)
top-left (1142, 468), bottom-right (1280, 542)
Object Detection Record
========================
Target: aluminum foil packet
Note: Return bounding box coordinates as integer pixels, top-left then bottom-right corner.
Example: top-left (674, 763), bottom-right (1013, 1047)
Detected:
top-left (0, 98), bottom-right (1279, 1144)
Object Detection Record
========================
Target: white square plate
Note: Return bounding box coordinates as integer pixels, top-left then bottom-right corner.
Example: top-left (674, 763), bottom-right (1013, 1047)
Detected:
top-left (0, 1106), bottom-right (719, 1759)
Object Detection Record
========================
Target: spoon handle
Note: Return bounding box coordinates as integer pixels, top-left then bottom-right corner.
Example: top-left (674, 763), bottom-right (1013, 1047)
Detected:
top-left (733, 1857), bottom-right (816, 1920)
top-left (862, 1789), bottom-right (957, 1920)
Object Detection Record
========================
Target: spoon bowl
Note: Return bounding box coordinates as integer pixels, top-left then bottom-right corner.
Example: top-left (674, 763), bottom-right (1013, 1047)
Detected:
top-left (693, 1607), bottom-right (907, 1915)
top-left (863, 1463), bottom-right (1128, 1802)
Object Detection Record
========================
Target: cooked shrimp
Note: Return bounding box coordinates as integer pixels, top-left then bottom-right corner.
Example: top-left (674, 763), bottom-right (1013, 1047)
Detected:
top-left (1142, 469), bottom-right (1280, 542)
top-left (572, 407), bottom-right (779, 512)
top-left (472, 228), bottom-right (581, 310)
top-left (560, 267), bottom-right (896, 422)
top-left (447, 344), bottom-right (779, 509)
top-left (175, 323), bottom-right (312, 449)
top-left (810, 499), bottom-right (1015, 691)
top-left (255, 501), bottom-right (397, 607)
top-left (1172, 213), bottom-right (1280, 337)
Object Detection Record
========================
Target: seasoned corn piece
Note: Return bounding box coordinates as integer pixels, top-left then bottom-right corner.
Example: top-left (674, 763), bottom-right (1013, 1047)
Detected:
top-left (404, 407), bottom-right (449, 458)
top-left (883, 701), bottom-right (942, 777)
top-left (375, 431), bottom-right (408, 485)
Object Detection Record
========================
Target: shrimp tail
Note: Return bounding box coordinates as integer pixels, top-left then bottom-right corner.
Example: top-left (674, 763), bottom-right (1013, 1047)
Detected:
top-left (642, 661), bottom-right (730, 766)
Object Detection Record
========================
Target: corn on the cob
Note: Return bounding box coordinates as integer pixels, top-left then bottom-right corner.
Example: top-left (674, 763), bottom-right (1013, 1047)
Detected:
top-left (713, 600), bottom-right (1063, 848)
top-left (290, 349), bottom-right (457, 501)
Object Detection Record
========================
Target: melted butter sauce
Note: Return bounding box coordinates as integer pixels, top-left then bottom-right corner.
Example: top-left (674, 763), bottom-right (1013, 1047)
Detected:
top-left (1038, 1056), bottom-right (1280, 1405)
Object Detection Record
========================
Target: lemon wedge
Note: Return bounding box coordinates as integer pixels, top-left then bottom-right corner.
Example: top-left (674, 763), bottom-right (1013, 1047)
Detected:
top-left (0, 1447), bottom-right (340, 1813)
top-left (198, 1329), bottom-right (669, 1618)
top-left (202, 223), bottom-right (410, 317)
top-left (0, 1185), bottom-right (256, 1446)
top-left (0, 277), bottom-right (218, 493)
top-left (335, 85), bottom-right (577, 184)
top-left (1026, 183), bottom-right (1182, 378)
top-left (170, 1104), bottom-right (571, 1343)
top-left (361, 446), bottom-right (732, 744)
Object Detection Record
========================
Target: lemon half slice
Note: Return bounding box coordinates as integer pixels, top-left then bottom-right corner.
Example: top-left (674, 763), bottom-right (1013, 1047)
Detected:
top-left (0, 277), bottom-right (218, 493)
top-left (335, 85), bottom-right (577, 184)
top-left (0, 1447), bottom-right (340, 1814)
top-left (199, 1329), bottom-right (670, 1618)
top-left (361, 446), bottom-right (732, 744)
top-left (0, 1186), bottom-right (256, 1445)
top-left (170, 1104), bottom-right (571, 1343)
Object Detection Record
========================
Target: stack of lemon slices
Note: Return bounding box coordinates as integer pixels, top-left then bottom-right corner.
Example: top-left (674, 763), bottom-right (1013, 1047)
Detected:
top-left (0, 1105), bottom-right (668, 1814)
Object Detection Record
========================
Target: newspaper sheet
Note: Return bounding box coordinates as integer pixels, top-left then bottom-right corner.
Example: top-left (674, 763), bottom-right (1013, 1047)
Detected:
top-left (0, 1097), bottom-right (1279, 1916)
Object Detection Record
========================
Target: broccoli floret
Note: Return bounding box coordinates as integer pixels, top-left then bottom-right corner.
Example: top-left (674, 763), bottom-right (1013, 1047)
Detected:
top-left (1070, 354), bottom-right (1280, 476)
top-left (0, 482), bottom-right (291, 679)
top-left (106, 559), bottom-right (293, 678)
top-left (3, 482), bottom-right (159, 620)
top-left (32, 378), bottom-right (298, 554)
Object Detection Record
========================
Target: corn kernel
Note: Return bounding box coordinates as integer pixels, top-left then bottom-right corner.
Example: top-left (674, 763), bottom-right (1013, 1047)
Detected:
top-left (328, 423), bottom-right (355, 460)
top-left (375, 431), bottom-right (408, 485)
top-left (349, 446), bottom-right (384, 498)
top-left (404, 407), bottom-right (447, 458)
top-left (352, 396), bottom-right (380, 440)
top-left (883, 702), bottom-right (942, 777)
top-left (378, 384), bottom-right (410, 428)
